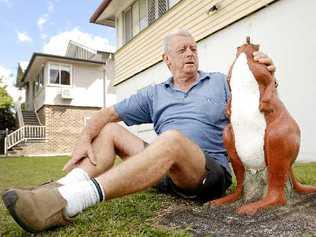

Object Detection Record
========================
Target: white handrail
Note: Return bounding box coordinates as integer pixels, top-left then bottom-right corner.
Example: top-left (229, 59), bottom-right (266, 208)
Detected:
top-left (33, 103), bottom-right (43, 126)
top-left (4, 125), bottom-right (46, 155)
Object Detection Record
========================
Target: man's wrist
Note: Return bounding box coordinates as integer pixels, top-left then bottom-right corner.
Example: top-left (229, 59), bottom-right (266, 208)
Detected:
top-left (80, 131), bottom-right (93, 142)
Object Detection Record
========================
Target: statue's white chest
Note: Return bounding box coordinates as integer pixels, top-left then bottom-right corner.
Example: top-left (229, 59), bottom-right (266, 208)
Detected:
top-left (230, 53), bottom-right (266, 169)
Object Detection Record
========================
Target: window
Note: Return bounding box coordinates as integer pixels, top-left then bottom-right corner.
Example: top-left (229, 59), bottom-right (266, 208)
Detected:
top-left (139, 0), bottom-right (148, 30)
top-left (123, 7), bottom-right (133, 43)
top-left (34, 66), bottom-right (44, 94)
top-left (148, 0), bottom-right (168, 25)
top-left (147, 0), bottom-right (156, 25)
top-left (158, 0), bottom-right (168, 17)
top-left (49, 63), bottom-right (71, 86)
top-left (32, 81), bottom-right (36, 97)
top-left (122, 0), bottom-right (169, 45)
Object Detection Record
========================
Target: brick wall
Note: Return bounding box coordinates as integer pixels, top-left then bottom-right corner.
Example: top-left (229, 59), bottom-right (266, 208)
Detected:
top-left (16, 105), bottom-right (101, 156)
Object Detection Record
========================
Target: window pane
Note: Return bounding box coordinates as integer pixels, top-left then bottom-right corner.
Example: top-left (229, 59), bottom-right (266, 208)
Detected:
top-left (32, 81), bottom-right (35, 97)
top-left (35, 75), bottom-right (39, 92)
top-left (132, 2), bottom-right (139, 34)
top-left (124, 8), bottom-right (133, 42)
top-left (61, 70), bottom-right (70, 85)
top-left (39, 67), bottom-right (44, 87)
top-left (147, 0), bottom-right (156, 25)
top-left (158, 0), bottom-right (168, 17)
top-left (139, 0), bottom-right (148, 30)
top-left (49, 68), bottom-right (59, 84)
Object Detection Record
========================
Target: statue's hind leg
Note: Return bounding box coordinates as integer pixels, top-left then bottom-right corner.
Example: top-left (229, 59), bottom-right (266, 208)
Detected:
top-left (237, 161), bottom-right (289, 215)
top-left (209, 124), bottom-right (245, 205)
top-left (237, 132), bottom-right (293, 215)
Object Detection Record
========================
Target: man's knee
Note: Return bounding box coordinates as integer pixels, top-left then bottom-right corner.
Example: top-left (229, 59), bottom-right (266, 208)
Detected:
top-left (99, 122), bottom-right (122, 138)
top-left (157, 130), bottom-right (187, 155)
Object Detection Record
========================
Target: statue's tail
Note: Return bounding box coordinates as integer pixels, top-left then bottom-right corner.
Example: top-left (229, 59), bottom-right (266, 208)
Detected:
top-left (289, 167), bottom-right (316, 193)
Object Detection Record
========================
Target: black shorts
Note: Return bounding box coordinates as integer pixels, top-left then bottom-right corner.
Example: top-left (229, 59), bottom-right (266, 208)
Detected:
top-left (144, 142), bottom-right (232, 203)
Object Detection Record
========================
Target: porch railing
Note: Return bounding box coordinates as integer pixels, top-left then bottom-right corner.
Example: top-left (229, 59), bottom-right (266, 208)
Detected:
top-left (4, 125), bottom-right (46, 155)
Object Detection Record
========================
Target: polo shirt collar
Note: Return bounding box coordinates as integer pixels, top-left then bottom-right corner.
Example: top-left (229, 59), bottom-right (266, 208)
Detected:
top-left (163, 70), bottom-right (210, 88)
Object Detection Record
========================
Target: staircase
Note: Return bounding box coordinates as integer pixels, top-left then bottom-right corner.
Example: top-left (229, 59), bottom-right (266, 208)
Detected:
top-left (4, 102), bottom-right (46, 156)
top-left (22, 111), bottom-right (41, 126)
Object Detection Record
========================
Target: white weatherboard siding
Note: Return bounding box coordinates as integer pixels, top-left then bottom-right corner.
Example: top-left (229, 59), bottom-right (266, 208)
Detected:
top-left (44, 63), bottom-right (105, 108)
top-left (115, 0), bottom-right (316, 162)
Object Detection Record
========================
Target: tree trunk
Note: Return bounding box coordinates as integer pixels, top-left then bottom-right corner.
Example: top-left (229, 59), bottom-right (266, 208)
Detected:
top-left (242, 168), bottom-right (294, 203)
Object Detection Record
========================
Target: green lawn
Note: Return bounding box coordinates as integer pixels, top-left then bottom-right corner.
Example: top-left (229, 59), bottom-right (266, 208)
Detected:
top-left (0, 156), bottom-right (189, 237)
top-left (0, 156), bottom-right (316, 237)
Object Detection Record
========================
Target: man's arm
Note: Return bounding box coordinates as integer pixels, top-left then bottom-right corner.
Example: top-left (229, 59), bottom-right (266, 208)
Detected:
top-left (63, 106), bottom-right (121, 172)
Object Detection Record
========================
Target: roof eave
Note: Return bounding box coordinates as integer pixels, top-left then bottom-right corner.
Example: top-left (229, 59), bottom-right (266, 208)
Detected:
top-left (90, 0), bottom-right (113, 25)
top-left (21, 53), bottom-right (106, 85)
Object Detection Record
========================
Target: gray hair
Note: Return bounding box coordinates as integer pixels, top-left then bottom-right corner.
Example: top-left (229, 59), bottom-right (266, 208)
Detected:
top-left (162, 29), bottom-right (194, 53)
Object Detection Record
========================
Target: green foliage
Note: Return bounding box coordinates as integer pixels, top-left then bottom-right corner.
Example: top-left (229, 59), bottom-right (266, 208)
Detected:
top-left (0, 86), bottom-right (13, 109)
top-left (0, 76), bottom-right (15, 130)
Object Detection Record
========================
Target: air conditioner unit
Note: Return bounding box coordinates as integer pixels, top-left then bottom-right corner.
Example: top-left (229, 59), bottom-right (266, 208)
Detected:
top-left (61, 88), bottom-right (73, 99)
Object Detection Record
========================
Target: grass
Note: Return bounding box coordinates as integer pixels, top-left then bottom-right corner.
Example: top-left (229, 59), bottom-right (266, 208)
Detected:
top-left (0, 156), bottom-right (316, 236)
top-left (0, 156), bottom-right (189, 237)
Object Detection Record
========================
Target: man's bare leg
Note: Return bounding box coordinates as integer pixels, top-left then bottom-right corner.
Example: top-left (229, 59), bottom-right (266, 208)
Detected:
top-left (74, 122), bottom-right (147, 178)
top-left (94, 129), bottom-right (206, 199)
top-left (58, 128), bottom-right (206, 217)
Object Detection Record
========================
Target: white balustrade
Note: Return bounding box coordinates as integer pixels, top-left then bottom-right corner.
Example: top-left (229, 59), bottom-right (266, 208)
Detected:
top-left (4, 126), bottom-right (46, 155)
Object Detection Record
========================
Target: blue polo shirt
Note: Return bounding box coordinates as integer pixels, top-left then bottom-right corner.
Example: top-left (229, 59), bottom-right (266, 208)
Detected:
top-left (114, 71), bottom-right (231, 174)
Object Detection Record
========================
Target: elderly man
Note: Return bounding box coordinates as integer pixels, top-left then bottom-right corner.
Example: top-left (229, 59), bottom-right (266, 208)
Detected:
top-left (2, 30), bottom-right (275, 232)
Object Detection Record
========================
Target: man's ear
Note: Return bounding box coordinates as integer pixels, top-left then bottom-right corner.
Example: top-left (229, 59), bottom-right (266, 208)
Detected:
top-left (162, 53), bottom-right (170, 66)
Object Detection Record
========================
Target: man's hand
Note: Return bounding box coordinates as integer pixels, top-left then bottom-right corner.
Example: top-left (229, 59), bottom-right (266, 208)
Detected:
top-left (253, 51), bottom-right (276, 76)
top-left (63, 136), bottom-right (96, 172)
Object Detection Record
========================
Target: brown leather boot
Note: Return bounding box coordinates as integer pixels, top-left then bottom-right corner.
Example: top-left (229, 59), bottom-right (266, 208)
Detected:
top-left (31, 180), bottom-right (62, 191)
top-left (2, 187), bottom-right (71, 233)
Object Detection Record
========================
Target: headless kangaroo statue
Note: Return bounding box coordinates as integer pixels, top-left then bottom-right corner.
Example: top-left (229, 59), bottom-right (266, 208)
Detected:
top-left (210, 38), bottom-right (316, 215)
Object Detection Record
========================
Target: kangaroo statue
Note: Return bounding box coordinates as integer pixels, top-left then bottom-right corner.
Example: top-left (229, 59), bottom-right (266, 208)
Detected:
top-left (210, 37), bottom-right (316, 215)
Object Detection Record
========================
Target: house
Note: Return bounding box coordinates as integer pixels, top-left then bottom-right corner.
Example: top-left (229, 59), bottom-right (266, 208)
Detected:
top-left (5, 41), bottom-right (115, 156)
top-left (90, 0), bottom-right (316, 162)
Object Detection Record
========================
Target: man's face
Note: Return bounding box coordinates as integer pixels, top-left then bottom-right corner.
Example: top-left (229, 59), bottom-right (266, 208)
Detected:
top-left (163, 35), bottom-right (199, 78)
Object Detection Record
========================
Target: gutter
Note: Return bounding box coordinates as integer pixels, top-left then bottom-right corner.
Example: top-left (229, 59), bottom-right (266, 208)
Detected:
top-left (90, 0), bottom-right (112, 24)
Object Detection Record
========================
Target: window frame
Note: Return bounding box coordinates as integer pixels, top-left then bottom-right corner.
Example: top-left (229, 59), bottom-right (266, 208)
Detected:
top-left (148, 0), bottom-right (169, 26)
top-left (33, 66), bottom-right (45, 96)
top-left (139, 0), bottom-right (148, 31)
top-left (123, 6), bottom-right (133, 44)
top-left (47, 62), bottom-right (73, 87)
top-left (121, 0), bottom-right (170, 46)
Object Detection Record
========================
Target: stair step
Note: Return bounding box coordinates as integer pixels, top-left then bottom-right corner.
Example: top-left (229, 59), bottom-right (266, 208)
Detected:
top-left (21, 110), bottom-right (41, 126)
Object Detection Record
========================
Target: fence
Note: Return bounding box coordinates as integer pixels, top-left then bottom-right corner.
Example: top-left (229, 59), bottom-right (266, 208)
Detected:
top-left (4, 126), bottom-right (46, 155)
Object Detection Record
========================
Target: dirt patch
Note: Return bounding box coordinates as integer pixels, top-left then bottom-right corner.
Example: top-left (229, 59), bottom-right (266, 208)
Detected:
top-left (158, 193), bottom-right (316, 237)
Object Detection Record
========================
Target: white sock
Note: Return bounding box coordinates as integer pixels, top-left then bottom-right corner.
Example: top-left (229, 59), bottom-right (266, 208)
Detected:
top-left (58, 178), bottom-right (105, 217)
top-left (57, 168), bottom-right (90, 185)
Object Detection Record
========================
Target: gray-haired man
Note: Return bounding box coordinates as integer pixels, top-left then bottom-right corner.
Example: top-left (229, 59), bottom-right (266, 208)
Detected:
top-left (2, 30), bottom-right (276, 232)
